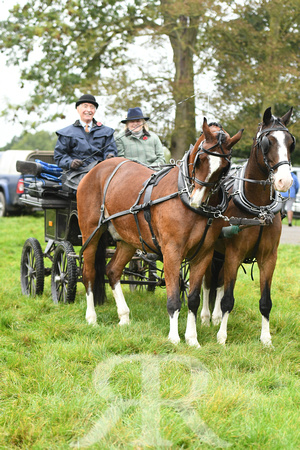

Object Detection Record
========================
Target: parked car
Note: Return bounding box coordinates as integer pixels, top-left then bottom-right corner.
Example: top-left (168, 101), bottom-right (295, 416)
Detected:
top-left (0, 149), bottom-right (54, 217)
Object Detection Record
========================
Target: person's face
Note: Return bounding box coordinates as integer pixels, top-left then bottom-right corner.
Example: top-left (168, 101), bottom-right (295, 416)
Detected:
top-left (127, 119), bottom-right (143, 132)
top-left (77, 103), bottom-right (96, 123)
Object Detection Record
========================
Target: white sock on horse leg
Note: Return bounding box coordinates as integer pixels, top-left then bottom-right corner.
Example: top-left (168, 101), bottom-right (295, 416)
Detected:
top-left (112, 281), bottom-right (130, 325)
top-left (168, 309), bottom-right (180, 344)
top-left (86, 284), bottom-right (97, 325)
top-left (185, 310), bottom-right (201, 348)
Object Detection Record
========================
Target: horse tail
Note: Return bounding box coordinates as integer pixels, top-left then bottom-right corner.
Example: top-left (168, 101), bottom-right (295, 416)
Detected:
top-left (93, 230), bottom-right (109, 305)
top-left (209, 250), bottom-right (224, 310)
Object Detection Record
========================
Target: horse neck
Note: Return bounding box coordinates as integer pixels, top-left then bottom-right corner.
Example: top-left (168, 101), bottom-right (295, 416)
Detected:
top-left (244, 143), bottom-right (272, 205)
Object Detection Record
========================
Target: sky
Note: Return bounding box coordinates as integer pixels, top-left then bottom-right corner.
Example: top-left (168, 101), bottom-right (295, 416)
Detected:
top-left (0, 0), bottom-right (214, 149)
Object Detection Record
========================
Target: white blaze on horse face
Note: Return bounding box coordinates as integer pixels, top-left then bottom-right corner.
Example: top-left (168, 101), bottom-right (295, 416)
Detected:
top-left (272, 131), bottom-right (293, 192)
top-left (190, 154), bottom-right (221, 207)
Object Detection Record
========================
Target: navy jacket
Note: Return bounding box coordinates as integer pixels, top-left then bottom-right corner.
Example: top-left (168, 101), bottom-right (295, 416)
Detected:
top-left (54, 119), bottom-right (118, 170)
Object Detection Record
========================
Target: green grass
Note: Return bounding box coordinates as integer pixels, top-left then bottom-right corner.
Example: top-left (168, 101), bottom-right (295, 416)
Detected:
top-left (0, 214), bottom-right (299, 449)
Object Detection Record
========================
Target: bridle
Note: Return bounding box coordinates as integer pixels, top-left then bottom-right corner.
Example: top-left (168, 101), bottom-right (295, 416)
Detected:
top-left (255, 118), bottom-right (296, 173)
top-left (190, 127), bottom-right (232, 188)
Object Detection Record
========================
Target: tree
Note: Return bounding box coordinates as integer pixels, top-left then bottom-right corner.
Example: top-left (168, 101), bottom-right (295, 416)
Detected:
top-left (0, 131), bottom-right (57, 151)
top-left (0, 0), bottom-right (214, 160)
top-left (201, 0), bottom-right (300, 163)
top-left (1, 1), bottom-right (299, 163)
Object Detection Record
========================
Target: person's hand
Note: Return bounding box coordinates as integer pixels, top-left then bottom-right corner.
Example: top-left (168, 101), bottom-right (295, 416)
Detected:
top-left (70, 159), bottom-right (83, 170)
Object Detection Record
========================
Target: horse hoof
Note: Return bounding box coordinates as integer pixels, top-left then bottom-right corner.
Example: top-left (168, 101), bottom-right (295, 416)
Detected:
top-left (261, 338), bottom-right (274, 348)
top-left (217, 333), bottom-right (227, 346)
top-left (186, 338), bottom-right (201, 348)
top-left (119, 315), bottom-right (130, 326)
top-left (168, 334), bottom-right (180, 345)
top-left (86, 314), bottom-right (97, 325)
top-left (212, 316), bottom-right (222, 326)
top-left (201, 316), bottom-right (211, 326)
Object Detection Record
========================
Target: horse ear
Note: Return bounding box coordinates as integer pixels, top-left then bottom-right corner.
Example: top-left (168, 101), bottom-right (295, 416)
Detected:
top-left (280, 107), bottom-right (293, 126)
top-left (202, 117), bottom-right (214, 141)
top-left (263, 107), bottom-right (272, 126)
top-left (228, 128), bottom-right (244, 149)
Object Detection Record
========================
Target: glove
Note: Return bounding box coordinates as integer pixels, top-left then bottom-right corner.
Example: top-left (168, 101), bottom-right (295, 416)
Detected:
top-left (70, 159), bottom-right (84, 170)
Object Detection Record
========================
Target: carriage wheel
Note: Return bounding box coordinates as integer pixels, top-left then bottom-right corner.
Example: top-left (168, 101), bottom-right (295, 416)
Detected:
top-left (179, 261), bottom-right (190, 302)
top-left (51, 241), bottom-right (77, 304)
top-left (128, 258), bottom-right (157, 292)
top-left (20, 238), bottom-right (45, 296)
top-left (146, 260), bottom-right (157, 292)
top-left (128, 259), bottom-right (144, 292)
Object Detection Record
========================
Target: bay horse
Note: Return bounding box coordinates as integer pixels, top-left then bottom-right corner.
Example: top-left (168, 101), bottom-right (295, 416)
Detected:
top-left (201, 107), bottom-right (295, 346)
top-left (77, 118), bottom-right (243, 347)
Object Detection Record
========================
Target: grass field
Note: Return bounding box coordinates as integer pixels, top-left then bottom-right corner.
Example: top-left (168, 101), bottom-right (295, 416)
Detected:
top-left (0, 214), bottom-right (299, 449)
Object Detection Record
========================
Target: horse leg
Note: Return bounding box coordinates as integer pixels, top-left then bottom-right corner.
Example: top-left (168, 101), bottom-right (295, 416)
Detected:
top-left (217, 280), bottom-right (235, 345)
top-left (212, 286), bottom-right (224, 326)
top-left (200, 275), bottom-right (211, 326)
top-left (201, 281), bottom-right (224, 326)
top-left (185, 281), bottom-right (201, 348)
top-left (201, 253), bottom-right (224, 326)
top-left (258, 255), bottom-right (276, 347)
top-left (106, 241), bottom-right (136, 325)
top-left (82, 233), bottom-right (104, 325)
top-left (185, 258), bottom-right (213, 348)
top-left (260, 282), bottom-right (272, 346)
top-left (163, 251), bottom-right (183, 344)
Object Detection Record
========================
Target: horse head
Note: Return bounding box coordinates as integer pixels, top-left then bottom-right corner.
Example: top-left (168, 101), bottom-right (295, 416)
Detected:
top-left (255, 107), bottom-right (295, 192)
top-left (189, 118), bottom-right (243, 207)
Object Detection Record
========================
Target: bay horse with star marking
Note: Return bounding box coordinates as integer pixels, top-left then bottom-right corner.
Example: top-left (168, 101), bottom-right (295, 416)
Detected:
top-left (77, 118), bottom-right (243, 347)
top-left (201, 107), bottom-right (295, 346)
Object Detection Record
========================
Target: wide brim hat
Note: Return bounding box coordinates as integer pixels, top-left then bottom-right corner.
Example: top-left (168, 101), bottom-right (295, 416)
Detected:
top-left (76, 94), bottom-right (99, 109)
top-left (121, 107), bottom-right (149, 123)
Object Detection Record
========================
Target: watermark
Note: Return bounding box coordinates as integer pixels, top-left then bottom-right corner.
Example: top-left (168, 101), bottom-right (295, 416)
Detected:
top-left (70, 354), bottom-right (231, 448)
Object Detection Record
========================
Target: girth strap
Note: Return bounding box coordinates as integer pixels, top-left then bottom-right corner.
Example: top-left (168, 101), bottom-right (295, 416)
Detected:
top-left (142, 168), bottom-right (172, 255)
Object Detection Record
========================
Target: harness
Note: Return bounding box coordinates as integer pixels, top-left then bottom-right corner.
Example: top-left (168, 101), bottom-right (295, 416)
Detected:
top-left (178, 149), bottom-right (229, 218)
top-left (80, 137), bottom-right (231, 261)
top-left (231, 163), bottom-right (282, 222)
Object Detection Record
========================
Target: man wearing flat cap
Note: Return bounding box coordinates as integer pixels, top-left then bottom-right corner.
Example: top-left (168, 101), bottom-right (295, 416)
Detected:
top-left (54, 94), bottom-right (117, 189)
top-left (115, 107), bottom-right (165, 167)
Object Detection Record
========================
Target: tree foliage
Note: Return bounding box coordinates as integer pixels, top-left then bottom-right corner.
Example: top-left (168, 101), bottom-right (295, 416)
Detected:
top-left (0, 0), bottom-right (299, 162)
top-left (201, 0), bottom-right (300, 162)
top-left (0, 0), bottom-right (216, 159)
top-left (0, 131), bottom-right (57, 151)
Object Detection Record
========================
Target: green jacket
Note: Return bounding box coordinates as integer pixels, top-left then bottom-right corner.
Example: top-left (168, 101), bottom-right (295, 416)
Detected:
top-left (115, 130), bottom-right (166, 166)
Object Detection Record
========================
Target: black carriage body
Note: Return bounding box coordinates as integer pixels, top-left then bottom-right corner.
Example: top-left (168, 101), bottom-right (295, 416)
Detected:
top-left (44, 201), bottom-right (81, 246)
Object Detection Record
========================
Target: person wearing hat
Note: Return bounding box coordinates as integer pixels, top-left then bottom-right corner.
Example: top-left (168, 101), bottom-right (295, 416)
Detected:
top-left (115, 107), bottom-right (165, 167)
top-left (54, 94), bottom-right (117, 189)
top-left (280, 169), bottom-right (299, 226)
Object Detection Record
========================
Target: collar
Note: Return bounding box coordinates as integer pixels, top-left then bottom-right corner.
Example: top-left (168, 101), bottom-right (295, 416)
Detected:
top-left (79, 120), bottom-right (92, 130)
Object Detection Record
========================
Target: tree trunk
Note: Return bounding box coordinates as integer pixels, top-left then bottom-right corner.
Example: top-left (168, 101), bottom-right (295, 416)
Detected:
top-left (162, 9), bottom-right (200, 160)
top-left (170, 34), bottom-right (196, 160)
